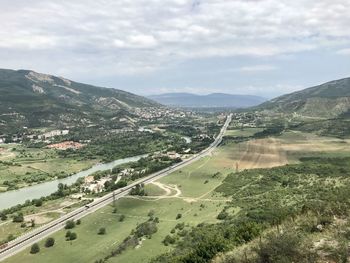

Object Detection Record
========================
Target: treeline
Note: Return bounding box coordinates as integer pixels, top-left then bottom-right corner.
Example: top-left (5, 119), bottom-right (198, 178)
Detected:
top-left (59, 132), bottom-right (177, 162)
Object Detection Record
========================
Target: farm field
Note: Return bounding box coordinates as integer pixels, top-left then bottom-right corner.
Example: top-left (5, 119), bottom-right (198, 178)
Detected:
top-left (4, 129), bottom-right (350, 263)
top-left (0, 144), bottom-right (97, 191)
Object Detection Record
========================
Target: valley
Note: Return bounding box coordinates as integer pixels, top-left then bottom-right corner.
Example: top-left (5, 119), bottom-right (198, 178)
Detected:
top-left (3, 119), bottom-right (350, 263)
top-left (1, 72), bottom-right (350, 263)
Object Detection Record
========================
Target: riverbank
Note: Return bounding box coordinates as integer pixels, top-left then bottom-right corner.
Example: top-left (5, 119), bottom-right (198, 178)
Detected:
top-left (0, 154), bottom-right (147, 211)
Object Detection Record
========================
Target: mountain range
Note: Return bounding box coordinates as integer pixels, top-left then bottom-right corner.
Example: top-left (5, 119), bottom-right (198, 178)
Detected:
top-left (0, 69), bottom-right (158, 132)
top-left (148, 93), bottom-right (267, 108)
top-left (258, 77), bottom-right (350, 117)
top-left (1, 68), bottom-right (349, 134)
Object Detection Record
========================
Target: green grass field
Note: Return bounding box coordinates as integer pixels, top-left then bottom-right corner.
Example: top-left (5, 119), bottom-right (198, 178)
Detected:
top-left (5, 129), bottom-right (350, 263)
top-left (4, 138), bottom-right (236, 263)
top-left (0, 144), bottom-right (97, 190)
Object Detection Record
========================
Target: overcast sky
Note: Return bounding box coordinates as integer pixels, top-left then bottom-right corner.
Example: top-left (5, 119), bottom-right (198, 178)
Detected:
top-left (1, 0), bottom-right (350, 98)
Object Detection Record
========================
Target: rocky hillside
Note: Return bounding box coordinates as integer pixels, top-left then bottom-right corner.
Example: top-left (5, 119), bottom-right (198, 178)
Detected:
top-left (0, 69), bottom-right (159, 132)
top-left (258, 77), bottom-right (350, 118)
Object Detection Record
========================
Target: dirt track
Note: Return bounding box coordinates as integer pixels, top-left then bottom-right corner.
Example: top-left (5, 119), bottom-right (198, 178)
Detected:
top-left (237, 138), bottom-right (288, 170)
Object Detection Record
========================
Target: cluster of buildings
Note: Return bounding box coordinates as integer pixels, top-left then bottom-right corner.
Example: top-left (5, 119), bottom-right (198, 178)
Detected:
top-left (230, 112), bottom-right (264, 128)
top-left (0, 129), bottom-right (70, 144)
top-left (134, 107), bottom-right (194, 120)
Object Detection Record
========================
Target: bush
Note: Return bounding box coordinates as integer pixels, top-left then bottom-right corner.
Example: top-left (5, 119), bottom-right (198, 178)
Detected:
top-left (163, 235), bottom-right (176, 246)
top-left (33, 199), bottom-right (43, 207)
top-left (176, 213), bottom-right (182, 220)
top-left (30, 243), bottom-right (40, 254)
top-left (65, 220), bottom-right (75, 229)
top-left (65, 231), bottom-right (72, 238)
top-left (98, 227), bottom-right (106, 235)
top-left (119, 215), bottom-right (125, 222)
top-left (13, 213), bottom-right (24, 223)
top-left (217, 211), bottom-right (228, 220)
top-left (45, 237), bottom-right (55, 248)
top-left (1, 213), bottom-right (7, 221)
top-left (76, 219), bottom-right (81, 225)
top-left (254, 231), bottom-right (316, 263)
top-left (66, 232), bottom-right (77, 241)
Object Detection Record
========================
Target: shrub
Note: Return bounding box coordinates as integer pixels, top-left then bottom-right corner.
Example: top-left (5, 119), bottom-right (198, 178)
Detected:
top-left (30, 243), bottom-right (40, 254)
top-left (217, 211), bottom-right (228, 220)
top-left (119, 215), bottom-right (125, 222)
top-left (33, 199), bottom-right (43, 207)
top-left (65, 220), bottom-right (75, 229)
top-left (65, 231), bottom-right (72, 239)
top-left (66, 232), bottom-right (77, 241)
top-left (163, 235), bottom-right (176, 246)
top-left (45, 237), bottom-right (55, 248)
top-left (98, 227), bottom-right (106, 235)
top-left (13, 213), bottom-right (24, 223)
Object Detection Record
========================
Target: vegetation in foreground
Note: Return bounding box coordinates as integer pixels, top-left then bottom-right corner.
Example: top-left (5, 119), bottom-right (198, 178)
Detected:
top-left (151, 157), bottom-right (350, 263)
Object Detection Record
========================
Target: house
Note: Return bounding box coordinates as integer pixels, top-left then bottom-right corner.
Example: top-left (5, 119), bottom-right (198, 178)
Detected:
top-left (167, 151), bottom-right (181, 159)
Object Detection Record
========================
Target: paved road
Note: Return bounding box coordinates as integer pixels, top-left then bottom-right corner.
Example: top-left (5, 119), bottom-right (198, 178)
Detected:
top-left (0, 114), bottom-right (232, 261)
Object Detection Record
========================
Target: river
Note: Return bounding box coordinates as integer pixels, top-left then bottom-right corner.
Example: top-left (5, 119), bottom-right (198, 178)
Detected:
top-left (0, 154), bottom-right (147, 210)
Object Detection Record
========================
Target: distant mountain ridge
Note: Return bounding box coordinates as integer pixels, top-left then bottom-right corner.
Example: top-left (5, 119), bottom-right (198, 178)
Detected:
top-left (258, 77), bottom-right (350, 117)
top-left (0, 69), bottom-right (159, 132)
top-left (148, 93), bottom-right (266, 108)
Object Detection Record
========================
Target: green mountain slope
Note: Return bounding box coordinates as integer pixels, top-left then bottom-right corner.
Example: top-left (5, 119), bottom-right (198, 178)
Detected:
top-left (0, 69), bottom-right (159, 132)
top-left (258, 77), bottom-right (350, 117)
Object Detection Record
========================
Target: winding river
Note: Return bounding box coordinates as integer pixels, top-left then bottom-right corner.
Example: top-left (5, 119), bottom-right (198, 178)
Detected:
top-left (0, 154), bottom-right (147, 210)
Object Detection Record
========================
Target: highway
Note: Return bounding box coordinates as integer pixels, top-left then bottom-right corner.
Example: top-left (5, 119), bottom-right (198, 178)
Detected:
top-left (0, 114), bottom-right (232, 262)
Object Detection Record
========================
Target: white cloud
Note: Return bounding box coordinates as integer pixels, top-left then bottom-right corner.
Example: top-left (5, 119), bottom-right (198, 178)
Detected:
top-left (336, 48), bottom-right (350, 55)
top-left (238, 65), bottom-right (277, 73)
top-left (0, 0), bottom-right (349, 78)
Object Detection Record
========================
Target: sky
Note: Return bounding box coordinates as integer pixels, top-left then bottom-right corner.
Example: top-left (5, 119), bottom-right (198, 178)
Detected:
top-left (1, 0), bottom-right (350, 98)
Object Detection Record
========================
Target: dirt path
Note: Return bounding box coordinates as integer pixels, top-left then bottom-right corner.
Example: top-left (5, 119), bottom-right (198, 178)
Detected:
top-left (125, 181), bottom-right (230, 204)
top-left (237, 138), bottom-right (288, 170)
top-left (151, 182), bottom-right (172, 196)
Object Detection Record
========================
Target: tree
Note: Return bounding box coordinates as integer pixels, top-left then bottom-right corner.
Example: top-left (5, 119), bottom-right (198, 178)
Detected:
top-left (163, 235), bottom-right (176, 246)
top-left (30, 243), bottom-right (40, 254)
top-left (65, 230), bottom-right (71, 237)
top-left (13, 213), bottom-right (24, 223)
top-left (176, 213), bottom-right (182, 220)
top-left (119, 215), bottom-right (125, 222)
top-left (33, 199), bottom-right (43, 207)
top-left (0, 213), bottom-right (7, 221)
top-left (76, 219), bottom-right (81, 225)
top-left (45, 237), bottom-right (55, 248)
top-left (98, 227), bottom-right (106, 235)
top-left (217, 211), bottom-right (228, 220)
top-left (69, 232), bottom-right (77, 240)
top-left (65, 220), bottom-right (75, 229)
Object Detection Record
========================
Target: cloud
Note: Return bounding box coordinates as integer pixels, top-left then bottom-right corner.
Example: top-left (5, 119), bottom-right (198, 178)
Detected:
top-left (336, 48), bottom-right (350, 55)
top-left (237, 64), bottom-right (277, 73)
top-left (0, 0), bottom-right (349, 80)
